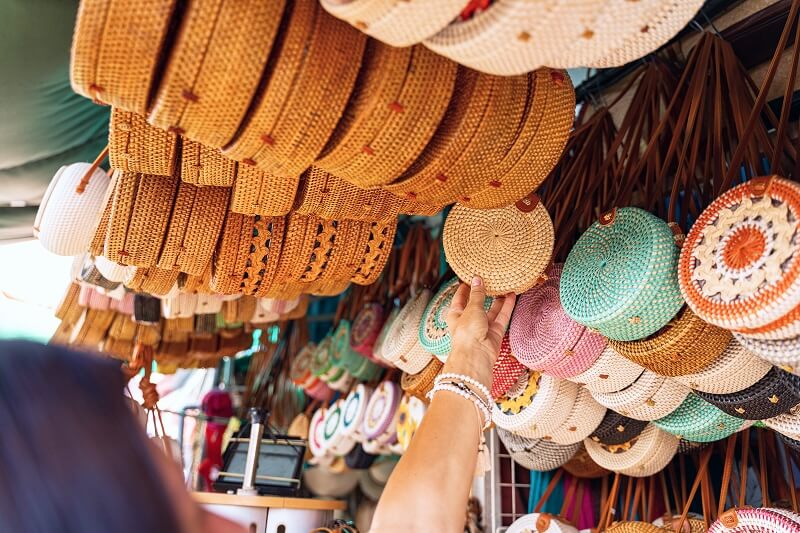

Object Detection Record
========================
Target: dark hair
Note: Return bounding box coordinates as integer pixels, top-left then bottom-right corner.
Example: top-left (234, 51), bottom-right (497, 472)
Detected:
top-left (0, 340), bottom-right (183, 533)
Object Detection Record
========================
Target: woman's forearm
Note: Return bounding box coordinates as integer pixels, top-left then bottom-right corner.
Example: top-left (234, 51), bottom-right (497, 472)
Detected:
top-left (370, 389), bottom-right (482, 533)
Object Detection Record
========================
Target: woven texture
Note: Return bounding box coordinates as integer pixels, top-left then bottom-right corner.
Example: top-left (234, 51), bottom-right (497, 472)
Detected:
top-left (765, 404), bottom-right (800, 440)
top-left (125, 267), bottom-right (180, 296)
top-left (352, 220), bottom-right (398, 286)
top-left (545, 387), bottom-right (606, 445)
top-left (679, 177), bottom-right (800, 335)
top-left (316, 42), bottom-right (456, 188)
top-left (568, 346), bottom-right (646, 394)
top-left (589, 411), bottom-right (649, 446)
top-left (709, 508), bottom-right (800, 532)
top-left (222, 0), bottom-right (366, 178)
top-left (696, 366), bottom-right (800, 420)
top-left (497, 428), bottom-right (580, 471)
top-left (351, 303), bottom-right (385, 359)
top-left (230, 163), bottom-right (301, 218)
top-left (342, 384), bottom-right (372, 441)
top-left (654, 393), bottom-right (746, 443)
top-left (563, 444), bottom-right (610, 479)
top-left (148, 0), bottom-right (285, 148)
top-left (396, 395), bottom-right (426, 452)
top-left (492, 371), bottom-right (579, 438)
top-left (491, 333), bottom-right (528, 399)
top-left (674, 338), bottom-right (774, 395)
top-left (180, 139), bottom-right (236, 187)
top-left (382, 290), bottom-right (434, 375)
top-left (95, 255), bottom-right (131, 283)
top-left (70, 0), bottom-right (176, 112)
top-left (584, 424), bottom-right (678, 477)
top-left (610, 306), bottom-right (732, 377)
top-left (443, 198), bottom-right (554, 296)
top-left (35, 163), bottom-right (111, 257)
top-left (510, 264), bottom-right (606, 378)
top-left (401, 358), bottom-right (443, 403)
top-left (363, 381), bottom-right (402, 441)
top-left (561, 207), bottom-right (684, 341)
top-left (109, 110), bottom-right (178, 176)
top-left (590, 371), bottom-right (690, 422)
top-left (735, 332), bottom-right (800, 372)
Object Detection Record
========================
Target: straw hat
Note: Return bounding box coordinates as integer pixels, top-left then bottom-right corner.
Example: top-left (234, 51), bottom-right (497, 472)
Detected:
top-left (148, 1), bottom-right (286, 148)
top-left (561, 207), bottom-right (684, 341)
top-left (673, 338), bottom-right (774, 395)
top-left (653, 393), bottom-right (747, 443)
top-left (382, 291), bottom-right (435, 375)
top-left (584, 424), bottom-right (678, 477)
top-left (679, 177), bottom-right (800, 335)
top-left (510, 264), bottom-right (606, 378)
top-left (70, 0), bottom-right (176, 111)
top-left (321, 0), bottom-right (468, 47)
top-left (443, 196), bottom-right (553, 296)
top-left (492, 371), bottom-right (579, 438)
top-left (491, 333), bottom-right (528, 399)
top-left (315, 42), bottom-right (456, 188)
top-left (109, 110), bottom-right (178, 177)
top-left (589, 411), bottom-right (648, 446)
top-left (496, 428), bottom-right (580, 471)
top-left (35, 163), bottom-right (111, 257)
top-left (222, 0), bottom-right (366, 178)
top-left (180, 140), bottom-right (236, 187)
top-left (544, 387), bottom-right (606, 445)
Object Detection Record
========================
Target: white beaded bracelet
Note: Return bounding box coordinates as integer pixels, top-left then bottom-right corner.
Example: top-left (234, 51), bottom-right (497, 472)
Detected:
top-left (427, 382), bottom-right (491, 431)
top-left (436, 373), bottom-right (492, 403)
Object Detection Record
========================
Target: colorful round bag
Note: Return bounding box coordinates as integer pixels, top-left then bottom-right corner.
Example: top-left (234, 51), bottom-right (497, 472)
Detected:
top-left (584, 424), bottom-right (678, 477)
top-left (382, 290), bottom-right (435, 374)
top-left (589, 411), bottom-right (648, 446)
top-left (679, 176), bottom-right (800, 336)
top-left (506, 513), bottom-right (578, 533)
top-left (734, 332), bottom-right (800, 374)
top-left (510, 264), bottom-right (606, 378)
top-left (363, 381), bottom-right (402, 441)
top-left (497, 428), bottom-right (580, 472)
top-left (544, 387), bottom-right (606, 445)
top-left (492, 371), bottom-right (578, 438)
top-left (764, 403), bottom-right (800, 440)
top-left (560, 207), bottom-right (684, 341)
top-left (710, 508), bottom-right (800, 532)
top-left (341, 384), bottom-right (372, 443)
top-left (590, 371), bottom-right (690, 422)
top-left (491, 333), bottom-right (528, 399)
top-left (324, 400), bottom-right (357, 456)
top-left (401, 357), bottom-right (443, 402)
top-left (351, 303), bottom-right (385, 359)
top-left (653, 393), bottom-right (746, 443)
top-left (396, 394), bottom-right (426, 452)
top-left (695, 366), bottom-right (800, 420)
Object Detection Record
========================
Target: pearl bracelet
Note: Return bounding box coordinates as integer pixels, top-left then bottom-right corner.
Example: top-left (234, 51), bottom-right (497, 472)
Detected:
top-left (428, 382), bottom-right (491, 431)
top-left (435, 373), bottom-right (491, 406)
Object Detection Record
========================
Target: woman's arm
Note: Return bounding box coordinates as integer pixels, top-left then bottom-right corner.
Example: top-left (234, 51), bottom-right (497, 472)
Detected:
top-left (370, 277), bottom-right (515, 533)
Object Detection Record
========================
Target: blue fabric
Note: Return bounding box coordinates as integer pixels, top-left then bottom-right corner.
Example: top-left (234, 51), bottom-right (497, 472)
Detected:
top-left (528, 470), bottom-right (564, 515)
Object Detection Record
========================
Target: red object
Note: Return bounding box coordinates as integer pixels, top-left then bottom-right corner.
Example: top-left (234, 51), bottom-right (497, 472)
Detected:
top-left (200, 389), bottom-right (233, 491)
top-left (491, 333), bottom-right (527, 398)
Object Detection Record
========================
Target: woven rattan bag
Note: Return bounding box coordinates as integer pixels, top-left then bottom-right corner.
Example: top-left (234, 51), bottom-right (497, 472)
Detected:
top-left (544, 387), bottom-right (606, 446)
top-left (381, 290), bottom-right (434, 375)
top-left (673, 338), bottom-right (773, 395)
top-left (497, 428), bottom-right (579, 471)
top-left (401, 358), bottom-right (443, 403)
top-left (735, 333), bottom-right (800, 374)
top-left (491, 333), bottom-right (528, 399)
top-left (506, 513), bottom-right (578, 533)
top-left (109, 110), bottom-right (178, 177)
top-left (443, 194), bottom-right (553, 296)
top-left (222, 0), bottom-right (366, 178)
top-left (590, 371), bottom-right (690, 421)
top-left (653, 393), bottom-right (746, 443)
top-left (561, 207), bottom-right (684, 341)
top-left (568, 346), bottom-right (646, 394)
top-left (352, 220), bottom-right (399, 287)
top-left (589, 411), bottom-right (648, 446)
top-left (491, 371), bottom-right (579, 438)
top-left (180, 139), bottom-right (236, 187)
top-left (695, 366), bottom-right (800, 421)
top-left (148, 1), bottom-right (285, 148)
top-left (35, 162), bottom-right (111, 256)
top-left (124, 267), bottom-right (180, 297)
top-left (584, 424), bottom-right (678, 477)
top-left (70, 0), bottom-right (177, 112)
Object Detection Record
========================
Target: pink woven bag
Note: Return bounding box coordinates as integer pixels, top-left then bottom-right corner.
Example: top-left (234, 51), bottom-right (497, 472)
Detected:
top-left (509, 264), bottom-right (606, 378)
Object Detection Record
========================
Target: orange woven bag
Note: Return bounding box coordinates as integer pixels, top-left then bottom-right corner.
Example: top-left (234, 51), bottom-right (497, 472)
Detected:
top-left (181, 139), bottom-right (236, 187)
top-left (109, 109), bottom-right (178, 177)
top-left (230, 163), bottom-right (301, 217)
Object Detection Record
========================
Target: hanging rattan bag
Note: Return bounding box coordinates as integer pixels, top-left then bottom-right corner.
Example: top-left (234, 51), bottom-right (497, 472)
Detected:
top-left (124, 267), bottom-right (180, 296)
top-left (396, 394), bottom-right (426, 452)
top-left (590, 371), bottom-right (690, 422)
top-left (654, 393), bottom-right (746, 443)
top-left (351, 220), bottom-right (398, 287)
top-left (695, 367), bottom-right (800, 421)
top-left (544, 387), bottom-right (606, 446)
top-left (382, 290), bottom-right (435, 375)
top-left (109, 110), bottom-right (178, 177)
top-left (584, 424), bottom-right (678, 477)
top-left (506, 513), bottom-right (578, 533)
top-left (589, 411), bottom-right (648, 446)
top-left (734, 333), bottom-right (800, 375)
top-left (673, 338), bottom-right (773, 395)
top-left (401, 358), bottom-right (443, 403)
top-left (491, 332), bottom-right (528, 400)
top-left (180, 140), bottom-right (235, 187)
top-left (496, 428), bottom-right (580, 471)
top-left (363, 381), bottom-right (402, 442)
top-left (567, 346), bottom-right (646, 394)
top-left (561, 207), bottom-right (684, 341)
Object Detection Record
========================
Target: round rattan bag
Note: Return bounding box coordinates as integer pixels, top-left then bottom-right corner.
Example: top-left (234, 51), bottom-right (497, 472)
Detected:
top-left (363, 381), bottom-right (403, 442)
top-left (544, 387), bottom-right (606, 445)
top-left (560, 207), bottom-right (684, 341)
top-left (589, 411), bottom-right (649, 446)
top-left (673, 338), bottom-right (773, 395)
top-left (351, 303), bottom-right (385, 359)
top-left (506, 513), bottom-right (578, 533)
top-left (396, 394), bottom-right (426, 452)
top-left (491, 332), bottom-right (528, 399)
top-left (734, 332), bottom-right (800, 374)
top-left (709, 508), bottom-right (800, 532)
top-left (562, 444), bottom-right (609, 479)
top-left (584, 424), bottom-right (679, 477)
top-left (679, 176), bottom-right (800, 337)
top-left (443, 195), bottom-right (554, 296)
top-left (695, 366), bottom-right (800, 421)
top-left (401, 357), bottom-right (443, 402)
top-left (497, 428), bottom-right (580, 471)
top-left (590, 371), bottom-right (690, 422)
top-left (382, 290), bottom-right (435, 374)
top-left (653, 393), bottom-right (747, 443)
top-left (510, 264), bottom-right (606, 378)
top-left (568, 346), bottom-right (646, 394)
top-left (764, 403), bottom-right (800, 440)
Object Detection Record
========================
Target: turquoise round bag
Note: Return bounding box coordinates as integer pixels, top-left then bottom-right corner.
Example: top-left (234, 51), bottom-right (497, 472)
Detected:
top-left (560, 207), bottom-right (684, 341)
top-left (653, 393), bottom-right (745, 443)
top-left (332, 321), bottom-right (364, 374)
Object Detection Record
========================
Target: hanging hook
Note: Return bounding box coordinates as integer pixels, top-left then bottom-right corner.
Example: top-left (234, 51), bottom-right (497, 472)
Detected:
top-left (701, 10), bottom-right (722, 36)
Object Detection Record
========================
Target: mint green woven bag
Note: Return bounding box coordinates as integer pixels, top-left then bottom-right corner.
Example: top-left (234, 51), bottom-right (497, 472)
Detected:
top-left (559, 207), bottom-right (684, 341)
top-left (653, 393), bottom-right (746, 443)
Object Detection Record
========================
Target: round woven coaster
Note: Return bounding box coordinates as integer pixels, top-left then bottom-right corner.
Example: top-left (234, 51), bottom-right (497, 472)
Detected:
top-left (401, 357), bottom-right (443, 403)
top-left (109, 110), bottom-right (178, 177)
top-left (497, 428), bottom-right (580, 472)
top-left (70, 0), bottom-right (177, 112)
top-left (149, 1), bottom-right (285, 148)
top-left (382, 290), bottom-right (434, 375)
top-left (316, 42), bottom-right (456, 188)
top-left (352, 220), bottom-right (398, 286)
top-left (506, 513), bottom-right (578, 533)
top-left (679, 177), bottom-right (800, 335)
top-left (492, 371), bottom-right (579, 438)
top-left (654, 393), bottom-right (747, 443)
top-left (35, 163), bottom-right (111, 257)
top-left (590, 371), bottom-right (689, 422)
top-left (610, 306), bottom-right (732, 377)
top-left (180, 140), bottom-right (236, 187)
top-left (322, 0), bottom-right (467, 47)
top-left (460, 68), bottom-right (575, 210)
top-left (674, 338), bottom-right (774, 395)
top-left (443, 196), bottom-right (553, 296)
top-left (491, 332), bottom-right (528, 399)
top-left (584, 424), bottom-right (678, 477)
top-left (510, 264), bottom-right (606, 377)
top-left (696, 366), bottom-right (800, 421)
top-left (222, 0), bottom-right (366, 178)
top-left (419, 277), bottom-right (493, 359)
top-left (396, 395), bottom-right (426, 452)
top-left (568, 346), bottom-right (646, 394)
top-left (210, 213), bottom-right (286, 296)
top-left (735, 333), bottom-right (800, 373)
top-left (544, 387), bottom-right (606, 446)
top-left (363, 381), bottom-right (402, 441)
top-left (589, 411), bottom-right (649, 446)
top-left (561, 207), bottom-right (684, 341)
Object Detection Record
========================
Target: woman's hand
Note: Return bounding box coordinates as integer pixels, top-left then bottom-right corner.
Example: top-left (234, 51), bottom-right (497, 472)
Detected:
top-left (443, 276), bottom-right (516, 388)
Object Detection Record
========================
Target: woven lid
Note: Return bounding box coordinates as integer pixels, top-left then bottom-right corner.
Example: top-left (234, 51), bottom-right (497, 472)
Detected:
top-left (544, 387), bottom-right (606, 446)
top-left (382, 290), bottom-right (435, 375)
top-left (443, 196), bottom-right (554, 296)
top-left (568, 346), bottom-right (646, 394)
top-left (497, 428), bottom-right (580, 471)
top-left (506, 513), bottom-right (578, 533)
top-left (654, 393), bottom-right (746, 443)
top-left (70, 0), bottom-right (177, 112)
top-left (222, 0), bottom-right (366, 178)
top-left (584, 424), bottom-right (678, 477)
top-left (418, 277), bottom-right (493, 359)
top-left (315, 42), bottom-right (456, 189)
top-left (674, 338), bottom-right (774, 395)
top-left (492, 371), bottom-right (579, 438)
top-left (35, 163), bottom-right (111, 257)
top-left (401, 357), bottom-right (443, 402)
top-left (589, 411), bottom-right (648, 446)
top-left (396, 395), bottom-right (426, 452)
top-left (735, 333), bottom-right (800, 371)
top-left (610, 306), bottom-right (732, 377)
top-left (491, 333), bottom-right (528, 399)
top-left (561, 207), bottom-right (684, 341)
top-left (696, 366), bottom-right (800, 421)
top-left (363, 381), bottom-right (402, 441)
top-left (510, 264), bottom-right (606, 377)
top-left (679, 177), bottom-right (800, 333)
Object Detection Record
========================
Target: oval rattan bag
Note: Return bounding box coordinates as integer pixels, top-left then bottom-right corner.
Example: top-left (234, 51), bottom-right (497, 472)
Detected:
top-left (544, 387), bottom-right (606, 446)
top-left (679, 177), bottom-right (800, 337)
top-left (673, 338), bottom-right (773, 395)
top-left (497, 428), bottom-right (580, 472)
top-left (561, 207), bottom-right (684, 341)
top-left (124, 267), bottom-right (180, 296)
top-left (342, 384), bottom-right (372, 443)
top-left (109, 109), bottom-right (178, 176)
top-left (180, 139), bottom-right (236, 187)
top-left (401, 358), bottom-right (443, 403)
top-left (352, 220), bottom-right (398, 287)
top-left (589, 411), bottom-right (649, 446)
top-left (443, 195), bottom-right (554, 296)
top-left (510, 264), bottom-right (606, 378)
top-left (568, 346), bottom-right (646, 394)
top-left (491, 333), bottom-right (528, 399)
top-left (381, 290), bottom-right (435, 375)
top-left (695, 366), bottom-right (800, 421)
top-left (363, 381), bottom-right (402, 442)
top-left (584, 424), bottom-right (679, 477)
top-left (506, 513), bottom-right (578, 533)
top-left (709, 508), bottom-right (800, 532)
top-left (734, 333), bottom-right (800, 375)
top-left (654, 393), bottom-right (747, 443)
top-left (590, 371), bottom-right (690, 422)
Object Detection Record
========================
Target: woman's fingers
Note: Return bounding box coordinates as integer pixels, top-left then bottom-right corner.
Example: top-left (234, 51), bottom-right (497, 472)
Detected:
top-left (486, 296), bottom-right (505, 323)
top-left (445, 282), bottom-right (470, 331)
top-left (489, 293), bottom-right (516, 338)
top-left (465, 276), bottom-right (487, 312)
